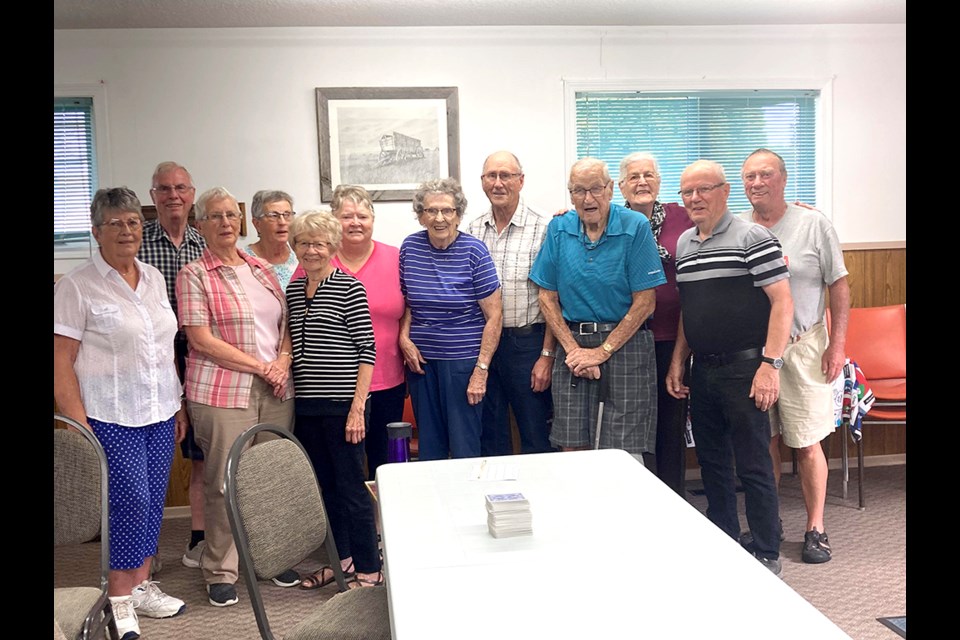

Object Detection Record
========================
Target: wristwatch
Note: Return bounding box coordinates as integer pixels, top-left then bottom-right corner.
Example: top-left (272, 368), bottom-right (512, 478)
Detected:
top-left (540, 349), bottom-right (556, 358)
top-left (601, 342), bottom-right (615, 355)
top-left (761, 356), bottom-right (784, 370)
top-left (475, 361), bottom-right (489, 371)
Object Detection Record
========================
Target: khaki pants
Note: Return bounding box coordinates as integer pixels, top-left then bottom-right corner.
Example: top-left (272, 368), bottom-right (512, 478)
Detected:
top-left (188, 377), bottom-right (294, 585)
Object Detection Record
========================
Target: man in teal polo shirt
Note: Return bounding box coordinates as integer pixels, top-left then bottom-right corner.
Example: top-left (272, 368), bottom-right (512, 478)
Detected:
top-left (530, 157), bottom-right (666, 463)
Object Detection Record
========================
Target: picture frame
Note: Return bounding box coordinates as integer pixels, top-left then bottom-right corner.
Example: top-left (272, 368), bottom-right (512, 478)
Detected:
top-left (316, 86), bottom-right (460, 202)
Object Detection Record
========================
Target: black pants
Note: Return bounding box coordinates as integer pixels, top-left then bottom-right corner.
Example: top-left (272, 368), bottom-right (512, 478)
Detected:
top-left (654, 340), bottom-right (689, 496)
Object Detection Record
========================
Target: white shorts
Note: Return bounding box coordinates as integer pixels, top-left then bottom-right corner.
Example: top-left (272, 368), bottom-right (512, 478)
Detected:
top-left (769, 322), bottom-right (836, 449)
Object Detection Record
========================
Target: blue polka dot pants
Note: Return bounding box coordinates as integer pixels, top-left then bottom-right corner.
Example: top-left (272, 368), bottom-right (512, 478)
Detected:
top-left (88, 416), bottom-right (176, 571)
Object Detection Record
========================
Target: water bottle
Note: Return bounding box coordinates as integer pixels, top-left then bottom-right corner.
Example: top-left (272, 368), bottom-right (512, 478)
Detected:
top-left (386, 422), bottom-right (413, 463)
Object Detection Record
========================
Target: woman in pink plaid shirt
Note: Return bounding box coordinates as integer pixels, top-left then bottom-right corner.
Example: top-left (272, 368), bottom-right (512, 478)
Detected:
top-left (176, 186), bottom-right (299, 608)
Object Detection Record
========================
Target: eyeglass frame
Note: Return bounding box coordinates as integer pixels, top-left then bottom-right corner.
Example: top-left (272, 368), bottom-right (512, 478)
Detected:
top-left (294, 240), bottom-right (336, 252)
top-left (150, 184), bottom-right (195, 196)
top-left (99, 217), bottom-right (144, 231)
top-left (202, 211), bottom-right (242, 223)
top-left (420, 207), bottom-right (459, 219)
top-left (569, 181), bottom-right (612, 200)
top-left (480, 171), bottom-right (522, 184)
top-left (257, 211), bottom-right (296, 222)
top-left (678, 182), bottom-right (727, 199)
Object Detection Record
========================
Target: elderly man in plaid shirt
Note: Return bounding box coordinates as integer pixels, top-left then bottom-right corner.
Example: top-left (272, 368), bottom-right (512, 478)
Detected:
top-left (467, 151), bottom-right (557, 456)
top-left (137, 161), bottom-right (207, 570)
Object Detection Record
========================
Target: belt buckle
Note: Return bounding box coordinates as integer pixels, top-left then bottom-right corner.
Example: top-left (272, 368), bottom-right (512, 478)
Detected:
top-left (578, 322), bottom-right (597, 335)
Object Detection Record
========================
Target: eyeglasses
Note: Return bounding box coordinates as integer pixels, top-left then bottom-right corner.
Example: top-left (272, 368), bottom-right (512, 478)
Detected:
top-left (260, 211), bottom-right (295, 222)
top-left (295, 240), bottom-right (335, 251)
top-left (100, 218), bottom-right (142, 231)
top-left (205, 212), bottom-right (241, 223)
top-left (742, 170), bottom-right (778, 183)
top-left (622, 172), bottom-right (659, 184)
top-left (569, 182), bottom-right (611, 199)
top-left (481, 172), bottom-right (522, 184)
top-left (678, 183), bottom-right (726, 199)
top-left (421, 207), bottom-right (458, 218)
top-left (151, 184), bottom-right (195, 196)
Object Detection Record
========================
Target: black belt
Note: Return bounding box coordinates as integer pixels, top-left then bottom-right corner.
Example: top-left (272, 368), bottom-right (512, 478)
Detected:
top-left (568, 321), bottom-right (617, 335)
top-left (696, 347), bottom-right (763, 366)
top-left (502, 323), bottom-right (545, 337)
top-left (567, 320), bottom-right (650, 335)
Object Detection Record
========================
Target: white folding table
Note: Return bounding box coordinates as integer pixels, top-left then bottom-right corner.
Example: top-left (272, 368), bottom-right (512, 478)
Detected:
top-left (376, 449), bottom-right (850, 639)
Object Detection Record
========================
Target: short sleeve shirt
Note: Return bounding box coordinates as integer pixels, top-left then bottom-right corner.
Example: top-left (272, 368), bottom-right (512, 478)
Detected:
top-left (528, 203), bottom-right (666, 322)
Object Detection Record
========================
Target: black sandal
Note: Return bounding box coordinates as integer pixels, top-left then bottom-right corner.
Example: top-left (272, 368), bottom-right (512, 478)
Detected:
top-left (299, 561), bottom-right (355, 590)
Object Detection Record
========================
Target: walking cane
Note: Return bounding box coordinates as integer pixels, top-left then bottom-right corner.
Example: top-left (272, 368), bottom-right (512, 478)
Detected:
top-left (592, 365), bottom-right (610, 450)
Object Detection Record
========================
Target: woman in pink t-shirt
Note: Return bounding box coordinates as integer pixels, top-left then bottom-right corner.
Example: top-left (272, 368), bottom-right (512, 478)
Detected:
top-left (328, 185), bottom-right (406, 480)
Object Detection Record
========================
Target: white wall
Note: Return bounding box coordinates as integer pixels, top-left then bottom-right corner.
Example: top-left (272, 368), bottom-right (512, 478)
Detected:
top-left (54, 24), bottom-right (905, 274)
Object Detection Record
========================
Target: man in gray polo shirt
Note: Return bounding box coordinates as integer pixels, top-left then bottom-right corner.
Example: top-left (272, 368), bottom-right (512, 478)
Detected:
top-left (740, 148), bottom-right (849, 564)
top-left (667, 159), bottom-right (793, 576)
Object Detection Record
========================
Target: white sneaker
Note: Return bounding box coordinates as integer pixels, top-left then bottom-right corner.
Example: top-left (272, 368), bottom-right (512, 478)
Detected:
top-left (130, 580), bottom-right (186, 618)
top-left (109, 596), bottom-right (141, 640)
top-left (181, 540), bottom-right (206, 568)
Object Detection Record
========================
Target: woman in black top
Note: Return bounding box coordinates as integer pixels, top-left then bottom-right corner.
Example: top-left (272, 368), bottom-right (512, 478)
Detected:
top-left (286, 209), bottom-right (382, 589)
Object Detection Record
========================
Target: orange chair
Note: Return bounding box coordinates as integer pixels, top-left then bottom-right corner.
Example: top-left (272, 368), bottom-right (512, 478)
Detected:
top-left (402, 393), bottom-right (419, 459)
top-left (835, 304), bottom-right (907, 508)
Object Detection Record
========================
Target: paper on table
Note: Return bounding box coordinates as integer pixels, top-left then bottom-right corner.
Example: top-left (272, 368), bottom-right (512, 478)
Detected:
top-left (469, 460), bottom-right (520, 481)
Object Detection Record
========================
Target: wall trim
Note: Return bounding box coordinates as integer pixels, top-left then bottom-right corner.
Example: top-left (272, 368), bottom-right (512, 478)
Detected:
top-left (842, 241), bottom-right (906, 250)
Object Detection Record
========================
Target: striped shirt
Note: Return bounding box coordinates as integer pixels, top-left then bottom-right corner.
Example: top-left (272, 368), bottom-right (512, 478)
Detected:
top-left (176, 248), bottom-right (293, 408)
top-left (675, 210), bottom-right (789, 355)
top-left (286, 269), bottom-right (376, 404)
top-left (466, 198), bottom-right (550, 328)
top-left (399, 231), bottom-right (500, 360)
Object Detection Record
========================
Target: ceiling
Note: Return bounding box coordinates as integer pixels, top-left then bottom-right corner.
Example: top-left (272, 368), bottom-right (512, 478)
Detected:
top-left (54, 0), bottom-right (906, 30)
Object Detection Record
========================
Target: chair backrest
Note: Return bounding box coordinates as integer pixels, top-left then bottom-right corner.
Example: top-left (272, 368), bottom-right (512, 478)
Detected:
top-left (225, 423), bottom-right (343, 639)
top-left (844, 304), bottom-right (907, 381)
top-left (53, 413), bottom-right (112, 604)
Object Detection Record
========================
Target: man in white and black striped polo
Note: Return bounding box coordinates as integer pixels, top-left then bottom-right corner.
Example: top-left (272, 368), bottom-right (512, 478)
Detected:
top-left (666, 159), bottom-right (793, 577)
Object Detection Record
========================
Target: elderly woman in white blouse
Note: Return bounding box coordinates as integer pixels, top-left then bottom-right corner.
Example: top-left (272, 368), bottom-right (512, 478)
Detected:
top-left (54, 187), bottom-right (187, 639)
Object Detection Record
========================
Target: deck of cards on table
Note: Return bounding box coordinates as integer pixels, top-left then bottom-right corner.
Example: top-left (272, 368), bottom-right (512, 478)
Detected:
top-left (485, 492), bottom-right (533, 538)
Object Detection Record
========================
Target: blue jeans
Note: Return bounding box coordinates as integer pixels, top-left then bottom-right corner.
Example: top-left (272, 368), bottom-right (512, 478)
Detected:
top-left (481, 326), bottom-right (554, 456)
top-left (691, 357), bottom-right (780, 559)
top-left (408, 359), bottom-right (482, 460)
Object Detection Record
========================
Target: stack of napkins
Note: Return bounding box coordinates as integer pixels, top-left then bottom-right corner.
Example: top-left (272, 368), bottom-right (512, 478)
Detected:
top-left (485, 492), bottom-right (532, 538)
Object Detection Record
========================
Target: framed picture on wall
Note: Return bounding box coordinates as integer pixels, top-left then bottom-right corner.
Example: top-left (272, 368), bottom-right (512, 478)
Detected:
top-left (316, 86), bottom-right (460, 202)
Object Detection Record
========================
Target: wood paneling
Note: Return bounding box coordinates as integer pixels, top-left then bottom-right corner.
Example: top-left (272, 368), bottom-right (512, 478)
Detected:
top-left (842, 247), bottom-right (906, 308)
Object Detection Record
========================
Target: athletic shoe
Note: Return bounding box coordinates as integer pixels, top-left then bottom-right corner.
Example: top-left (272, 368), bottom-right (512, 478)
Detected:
top-left (270, 569), bottom-right (301, 587)
top-left (207, 583), bottom-right (239, 607)
top-left (801, 528), bottom-right (832, 564)
top-left (109, 595), bottom-right (141, 640)
top-left (130, 581), bottom-right (186, 618)
top-left (752, 551), bottom-right (783, 578)
top-left (181, 540), bottom-right (206, 568)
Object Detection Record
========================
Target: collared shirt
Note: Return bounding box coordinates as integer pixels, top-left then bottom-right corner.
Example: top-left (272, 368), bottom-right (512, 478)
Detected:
top-left (529, 203), bottom-right (666, 322)
top-left (54, 250), bottom-right (182, 426)
top-left (675, 210), bottom-right (789, 354)
top-left (467, 198), bottom-right (550, 329)
top-left (137, 220), bottom-right (206, 331)
top-left (176, 248), bottom-right (293, 408)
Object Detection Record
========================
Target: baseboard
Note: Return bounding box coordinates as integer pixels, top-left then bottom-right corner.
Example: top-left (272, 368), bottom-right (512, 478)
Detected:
top-left (163, 505), bottom-right (192, 519)
top-left (682, 453), bottom-right (905, 481)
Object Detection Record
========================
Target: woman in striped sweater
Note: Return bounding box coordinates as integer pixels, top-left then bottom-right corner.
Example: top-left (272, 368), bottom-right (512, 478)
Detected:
top-left (286, 210), bottom-right (383, 590)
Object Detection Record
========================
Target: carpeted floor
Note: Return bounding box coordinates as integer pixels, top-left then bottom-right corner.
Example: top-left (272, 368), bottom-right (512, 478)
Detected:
top-left (55, 462), bottom-right (905, 639)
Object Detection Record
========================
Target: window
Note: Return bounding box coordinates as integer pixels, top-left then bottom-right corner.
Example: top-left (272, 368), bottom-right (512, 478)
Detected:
top-left (54, 96), bottom-right (98, 248)
top-left (573, 89), bottom-right (819, 212)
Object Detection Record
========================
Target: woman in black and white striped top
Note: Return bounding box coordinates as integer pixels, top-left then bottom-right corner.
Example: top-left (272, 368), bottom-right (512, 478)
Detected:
top-left (286, 210), bottom-right (383, 590)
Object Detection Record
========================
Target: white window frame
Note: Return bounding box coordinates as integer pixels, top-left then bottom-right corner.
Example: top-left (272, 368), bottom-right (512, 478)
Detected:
top-left (54, 83), bottom-right (113, 259)
top-left (562, 77), bottom-right (834, 220)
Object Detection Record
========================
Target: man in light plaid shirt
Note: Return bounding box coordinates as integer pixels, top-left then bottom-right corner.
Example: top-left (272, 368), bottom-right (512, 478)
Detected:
top-left (138, 161), bottom-right (207, 570)
top-left (467, 151), bottom-right (556, 456)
